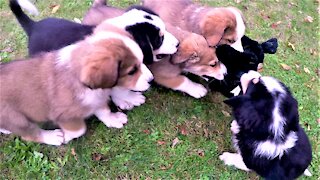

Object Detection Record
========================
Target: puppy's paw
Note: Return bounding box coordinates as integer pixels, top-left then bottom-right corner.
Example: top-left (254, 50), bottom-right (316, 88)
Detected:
top-left (41, 129), bottom-right (64, 146)
top-left (230, 120), bottom-right (240, 134)
top-left (103, 112), bottom-right (128, 128)
top-left (188, 83), bottom-right (208, 98)
top-left (0, 128), bottom-right (12, 134)
top-left (219, 152), bottom-right (236, 166)
top-left (114, 91), bottom-right (146, 110)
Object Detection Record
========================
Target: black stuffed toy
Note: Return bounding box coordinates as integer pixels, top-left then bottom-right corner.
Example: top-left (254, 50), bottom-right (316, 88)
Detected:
top-left (208, 35), bottom-right (278, 97)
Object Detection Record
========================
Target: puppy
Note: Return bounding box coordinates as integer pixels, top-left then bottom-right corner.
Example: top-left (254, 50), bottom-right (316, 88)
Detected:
top-left (10, 0), bottom-right (178, 110)
top-left (0, 24), bottom-right (152, 145)
top-left (148, 23), bottom-right (227, 98)
top-left (209, 36), bottom-right (278, 97)
top-left (10, 0), bottom-right (178, 64)
top-left (220, 71), bottom-right (312, 179)
top-left (142, 0), bottom-right (246, 52)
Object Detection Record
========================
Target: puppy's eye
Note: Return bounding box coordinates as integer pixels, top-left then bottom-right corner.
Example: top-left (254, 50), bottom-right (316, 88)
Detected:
top-left (128, 66), bottom-right (138, 75)
top-left (210, 62), bottom-right (217, 67)
top-left (227, 39), bottom-right (236, 44)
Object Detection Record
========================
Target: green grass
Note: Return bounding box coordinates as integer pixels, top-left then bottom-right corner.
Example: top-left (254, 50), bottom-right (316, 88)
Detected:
top-left (0, 0), bottom-right (319, 179)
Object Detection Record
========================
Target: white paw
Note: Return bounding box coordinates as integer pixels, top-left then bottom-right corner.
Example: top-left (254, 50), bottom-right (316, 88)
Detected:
top-left (0, 128), bottom-right (12, 134)
top-left (230, 120), bottom-right (240, 134)
top-left (219, 152), bottom-right (236, 166)
top-left (103, 112), bottom-right (128, 128)
top-left (63, 127), bottom-right (86, 144)
top-left (113, 91), bottom-right (145, 110)
top-left (186, 83), bottom-right (208, 98)
top-left (41, 129), bottom-right (64, 146)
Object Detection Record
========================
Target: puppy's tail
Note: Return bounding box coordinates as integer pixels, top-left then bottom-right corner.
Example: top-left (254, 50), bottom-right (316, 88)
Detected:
top-left (9, 0), bottom-right (38, 36)
top-left (92, 0), bottom-right (106, 7)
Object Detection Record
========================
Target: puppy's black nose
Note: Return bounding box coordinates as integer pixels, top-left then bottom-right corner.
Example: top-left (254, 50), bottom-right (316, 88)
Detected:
top-left (176, 42), bottom-right (180, 48)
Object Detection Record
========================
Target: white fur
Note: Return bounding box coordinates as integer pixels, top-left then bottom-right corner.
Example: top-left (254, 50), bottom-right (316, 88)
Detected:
top-left (219, 152), bottom-right (251, 171)
top-left (254, 131), bottom-right (298, 159)
top-left (40, 129), bottom-right (64, 146)
top-left (105, 9), bottom-right (179, 56)
top-left (89, 31), bottom-right (144, 63)
top-left (63, 126), bottom-right (86, 144)
top-left (56, 44), bottom-right (77, 67)
top-left (94, 108), bottom-right (128, 128)
top-left (261, 76), bottom-right (287, 139)
top-left (227, 7), bottom-right (245, 52)
top-left (0, 128), bottom-right (12, 134)
top-left (231, 120), bottom-right (241, 152)
top-left (304, 169), bottom-right (312, 176)
top-left (153, 31), bottom-right (179, 57)
top-left (174, 77), bottom-right (208, 98)
top-left (111, 87), bottom-right (146, 110)
top-left (230, 85), bottom-right (241, 96)
top-left (17, 0), bottom-right (39, 16)
top-left (132, 64), bottom-right (153, 91)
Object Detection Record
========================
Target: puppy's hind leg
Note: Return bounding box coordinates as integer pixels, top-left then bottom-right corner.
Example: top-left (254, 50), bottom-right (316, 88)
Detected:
top-left (57, 119), bottom-right (87, 144)
top-left (155, 75), bottom-right (207, 98)
top-left (219, 152), bottom-right (251, 171)
top-left (0, 110), bottom-right (64, 146)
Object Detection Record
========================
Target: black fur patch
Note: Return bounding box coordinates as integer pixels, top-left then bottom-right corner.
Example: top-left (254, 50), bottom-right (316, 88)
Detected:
top-left (125, 5), bottom-right (159, 16)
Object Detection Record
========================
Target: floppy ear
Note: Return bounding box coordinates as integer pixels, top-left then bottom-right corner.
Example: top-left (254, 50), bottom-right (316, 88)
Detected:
top-left (126, 25), bottom-right (154, 65)
top-left (200, 12), bottom-right (234, 47)
top-left (80, 56), bottom-right (119, 89)
top-left (261, 38), bottom-right (278, 54)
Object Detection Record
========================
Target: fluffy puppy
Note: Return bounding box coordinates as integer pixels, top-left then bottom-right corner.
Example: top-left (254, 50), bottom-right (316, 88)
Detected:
top-left (142, 0), bottom-right (246, 52)
top-left (10, 0), bottom-right (177, 110)
top-left (220, 71), bottom-right (312, 179)
top-left (0, 24), bottom-right (152, 145)
top-left (10, 0), bottom-right (178, 64)
top-left (148, 23), bottom-right (227, 98)
top-left (209, 36), bottom-right (278, 97)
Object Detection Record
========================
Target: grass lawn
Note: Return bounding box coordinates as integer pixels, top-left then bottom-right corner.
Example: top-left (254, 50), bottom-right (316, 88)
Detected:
top-left (0, 0), bottom-right (319, 179)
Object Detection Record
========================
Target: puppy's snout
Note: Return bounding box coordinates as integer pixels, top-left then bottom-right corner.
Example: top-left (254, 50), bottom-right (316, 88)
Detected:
top-left (132, 64), bottom-right (153, 92)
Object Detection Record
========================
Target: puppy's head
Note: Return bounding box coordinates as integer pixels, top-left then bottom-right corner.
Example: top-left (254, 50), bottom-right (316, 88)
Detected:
top-left (106, 6), bottom-right (179, 64)
top-left (171, 33), bottom-right (226, 80)
top-left (225, 71), bottom-right (299, 136)
top-left (59, 30), bottom-right (153, 92)
top-left (200, 7), bottom-right (245, 52)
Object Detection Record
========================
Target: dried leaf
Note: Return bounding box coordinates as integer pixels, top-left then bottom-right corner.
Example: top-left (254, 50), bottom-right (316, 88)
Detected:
top-left (171, 137), bottom-right (180, 148)
top-left (234, 0), bottom-right (242, 3)
top-left (197, 149), bottom-right (205, 157)
top-left (271, 21), bottom-right (282, 29)
top-left (317, 118), bottom-right (320, 124)
top-left (287, 42), bottom-right (295, 51)
top-left (157, 140), bottom-right (166, 145)
top-left (304, 67), bottom-right (311, 74)
top-left (51, 5), bottom-right (60, 14)
top-left (280, 63), bottom-right (292, 70)
top-left (304, 16), bottom-right (314, 23)
top-left (179, 125), bottom-right (188, 135)
top-left (143, 129), bottom-right (150, 134)
top-left (221, 110), bottom-right (231, 117)
top-left (203, 128), bottom-right (209, 138)
top-left (92, 153), bottom-right (102, 161)
top-left (71, 148), bottom-right (78, 160)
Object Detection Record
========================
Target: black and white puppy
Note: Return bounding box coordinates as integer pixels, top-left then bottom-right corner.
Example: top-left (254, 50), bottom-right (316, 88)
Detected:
top-left (9, 0), bottom-right (178, 64)
top-left (220, 71), bottom-right (312, 179)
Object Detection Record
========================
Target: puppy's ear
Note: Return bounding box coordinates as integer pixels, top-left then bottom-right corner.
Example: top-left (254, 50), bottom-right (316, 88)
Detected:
top-left (80, 54), bottom-right (120, 89)
top-left (126, 25), bottom-right (154, 64)
top-left (172, 51), bottom-right (200, 64)
top-left (261, 38), bottom-right (278, 54)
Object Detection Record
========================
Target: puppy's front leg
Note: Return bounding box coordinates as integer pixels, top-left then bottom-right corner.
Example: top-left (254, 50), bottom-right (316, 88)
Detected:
top-left (219, 152), bottom-right (251, 171)
top-left (95, 107), bottom-right (127, 128)
top-left (111, 86), bottom-right (146, 110)
top-left (155, 75), bottom-right (207, 98)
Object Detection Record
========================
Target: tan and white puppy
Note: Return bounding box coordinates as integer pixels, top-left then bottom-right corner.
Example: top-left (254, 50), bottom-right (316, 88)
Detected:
top-left (0, 25), bottom-right (151, 145)
top-left (149, 23), bottom-right (227, 98)
top-left (142, 0), bottom-right (246, 52)
top-left (83, 1), bottom-right (179, 110)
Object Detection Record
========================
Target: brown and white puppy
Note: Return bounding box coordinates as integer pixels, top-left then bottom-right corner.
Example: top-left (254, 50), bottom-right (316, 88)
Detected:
top-left (142, 0), bottom-right (246, 52)
top-left (0, 25), bottom-right (151, 146)
top-left (83, 1), bottom-right (179, 110)
top-left (149, 23), bottom-right (227, 98)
